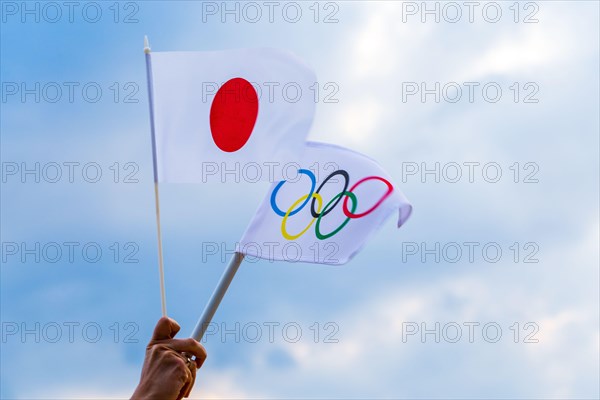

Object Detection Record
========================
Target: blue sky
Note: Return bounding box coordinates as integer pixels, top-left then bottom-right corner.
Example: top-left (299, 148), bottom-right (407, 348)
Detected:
top-left (1, 1), bottom-right (599, 398)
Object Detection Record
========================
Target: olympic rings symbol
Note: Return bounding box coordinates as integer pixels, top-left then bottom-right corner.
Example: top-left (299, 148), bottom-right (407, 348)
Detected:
top-left (270, 169), bottom-right (394, 240)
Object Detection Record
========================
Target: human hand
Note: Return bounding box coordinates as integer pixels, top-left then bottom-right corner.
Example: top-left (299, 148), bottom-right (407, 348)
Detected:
top-left (131, 317), bottom-right (207, 400)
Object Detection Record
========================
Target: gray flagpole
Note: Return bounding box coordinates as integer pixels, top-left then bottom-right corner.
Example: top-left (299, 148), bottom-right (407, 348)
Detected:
top-left (191, 252), bottom-right (245, 341)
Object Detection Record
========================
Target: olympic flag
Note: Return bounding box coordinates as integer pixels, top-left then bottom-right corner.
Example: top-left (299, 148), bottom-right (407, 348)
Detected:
top-left (148, 47), bottom-right (317, 183)
top-left (237, 142), bottom-right (413, 265)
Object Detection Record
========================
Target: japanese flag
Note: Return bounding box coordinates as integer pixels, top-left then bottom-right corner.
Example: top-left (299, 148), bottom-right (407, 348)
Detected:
top-left (237, 142), bottom-right (413, 265)
top-left (149, 48), bottom-right (317, 183)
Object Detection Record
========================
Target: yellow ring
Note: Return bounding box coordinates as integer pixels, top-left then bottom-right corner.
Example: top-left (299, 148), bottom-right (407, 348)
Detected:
top-left (281, 193), bottom-right (323, 240)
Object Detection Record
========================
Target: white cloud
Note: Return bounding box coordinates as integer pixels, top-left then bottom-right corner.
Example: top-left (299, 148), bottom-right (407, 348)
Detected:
top-left (191, 219), bottom-right (599, 398)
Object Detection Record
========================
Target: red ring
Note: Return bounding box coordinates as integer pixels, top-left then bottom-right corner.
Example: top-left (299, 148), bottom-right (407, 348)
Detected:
top-left (342, 176), bottom-right (393, 218)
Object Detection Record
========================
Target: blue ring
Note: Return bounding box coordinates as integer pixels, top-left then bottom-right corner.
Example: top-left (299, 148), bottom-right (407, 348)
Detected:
top-left (270, 169), bottom-right (316, 217)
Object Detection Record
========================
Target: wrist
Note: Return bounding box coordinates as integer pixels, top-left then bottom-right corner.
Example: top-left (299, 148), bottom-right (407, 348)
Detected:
top-left (131, 382), bottom-right (159, 400)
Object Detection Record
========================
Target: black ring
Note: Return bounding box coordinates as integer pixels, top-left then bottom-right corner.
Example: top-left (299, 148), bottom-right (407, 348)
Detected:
top-left (310, 170), bottom-right (349, 218)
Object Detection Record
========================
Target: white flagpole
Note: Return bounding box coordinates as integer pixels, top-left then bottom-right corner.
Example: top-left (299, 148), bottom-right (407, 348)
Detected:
top-left (144, 35), bottom-right (168, 317)
top-left (191, 252), bottom-right (245, 341)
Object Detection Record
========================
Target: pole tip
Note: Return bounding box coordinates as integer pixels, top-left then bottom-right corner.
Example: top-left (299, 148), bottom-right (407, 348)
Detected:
top-left (144, 35), bottom-right (151, 54)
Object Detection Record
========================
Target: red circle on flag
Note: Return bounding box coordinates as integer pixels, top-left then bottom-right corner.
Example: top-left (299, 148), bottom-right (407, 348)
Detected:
top-left (209, 78), bottom-right (259, 153)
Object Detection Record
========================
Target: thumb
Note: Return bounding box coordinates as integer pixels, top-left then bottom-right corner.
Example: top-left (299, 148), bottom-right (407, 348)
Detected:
top-left (151, 317), bottom-right (181, 341)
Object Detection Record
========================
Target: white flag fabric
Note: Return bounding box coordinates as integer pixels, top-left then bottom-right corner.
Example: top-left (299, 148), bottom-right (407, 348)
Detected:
top-left (149, 48), bottom-right (317, 183)
top-left (237, 142), bottom-right (412, 265)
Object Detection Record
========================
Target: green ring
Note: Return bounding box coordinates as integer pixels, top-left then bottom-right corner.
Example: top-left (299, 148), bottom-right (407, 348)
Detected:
top-left (315, 191), bottom-right (357, 240)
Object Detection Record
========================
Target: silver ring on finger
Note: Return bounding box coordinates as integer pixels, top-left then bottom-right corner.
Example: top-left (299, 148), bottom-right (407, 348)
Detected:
top-left (185, 355), bottom-right (195, 370)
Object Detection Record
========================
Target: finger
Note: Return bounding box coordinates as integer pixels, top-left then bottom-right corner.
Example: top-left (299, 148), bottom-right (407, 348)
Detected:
top-left (184, 360), bottom-right (197, 398)
top-left (175, 355), bottom-right (193, 400)
top-left (151, 317), bottom-right (181, 341)
top-left (177, 376), bottom-right (190, 400)
top-left (165, 338), bottom-right (207, 366)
